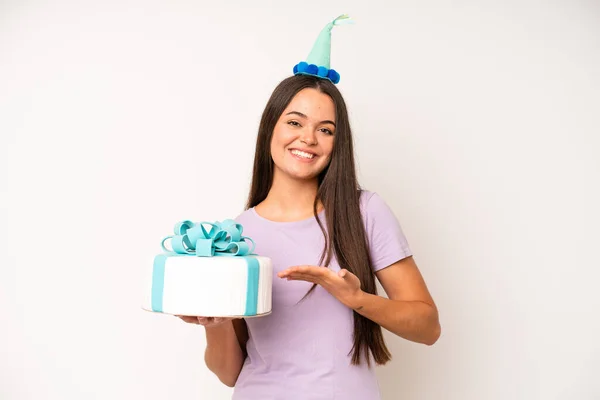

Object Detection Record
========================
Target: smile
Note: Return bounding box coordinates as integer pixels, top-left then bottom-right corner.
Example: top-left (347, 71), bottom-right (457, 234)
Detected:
top-left (290, 149), bottom-right (316, 160)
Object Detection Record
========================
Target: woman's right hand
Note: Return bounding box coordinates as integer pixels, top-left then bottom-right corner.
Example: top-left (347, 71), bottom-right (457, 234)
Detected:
top-left (176, 315), bottom-right (237, 328)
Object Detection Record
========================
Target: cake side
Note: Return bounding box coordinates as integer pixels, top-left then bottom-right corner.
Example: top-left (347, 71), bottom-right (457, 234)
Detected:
top-left (162, 256), bottom-right (248, 316)
top-left (143, 255), bottom-right (273, 317)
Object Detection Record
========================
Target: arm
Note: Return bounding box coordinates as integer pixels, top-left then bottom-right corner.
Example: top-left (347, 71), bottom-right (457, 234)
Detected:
top-left (278, 255), bottom-right (441, 346)
top-left (204, 318), bottom-right (249, 387)
top-left (352, 256), bottom-right (441, 345)
top-left (178, 316), bottom-right (249, 387)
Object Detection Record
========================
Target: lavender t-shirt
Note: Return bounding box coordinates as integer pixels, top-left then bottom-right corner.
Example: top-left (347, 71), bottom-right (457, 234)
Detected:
top-left (231, 191), bottom-right (412, 400)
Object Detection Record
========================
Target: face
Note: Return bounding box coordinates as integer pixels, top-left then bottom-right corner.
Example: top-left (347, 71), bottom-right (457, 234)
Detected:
top-left (270, 88), bottom-right (336, 182)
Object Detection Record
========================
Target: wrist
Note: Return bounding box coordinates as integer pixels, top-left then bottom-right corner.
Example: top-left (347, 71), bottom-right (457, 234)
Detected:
top-left (349, 289), bottom-right (367, 311)
top-left (204, 319), bottom-right (234, 332)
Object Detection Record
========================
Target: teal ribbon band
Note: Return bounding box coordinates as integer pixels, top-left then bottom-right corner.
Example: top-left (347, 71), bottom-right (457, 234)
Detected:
top-left (244, 257), bottom-right (260, 316)
top-left (151, 219), bottom-right (261, 316)
top-left (151, 254), bottom-right (167, 312)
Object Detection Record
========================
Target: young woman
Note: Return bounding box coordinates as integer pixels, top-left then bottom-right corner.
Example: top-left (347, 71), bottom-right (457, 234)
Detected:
top-left (178, 74), bottom-right (441, 399)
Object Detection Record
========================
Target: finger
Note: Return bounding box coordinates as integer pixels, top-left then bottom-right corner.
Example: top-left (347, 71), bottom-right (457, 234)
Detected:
top-left (178, 316), bottom-right (199, 324)
top-left (278, 266), bottom-right (303, 278)
top-left (287, 266), bottom-right (321, 279)
top-left (287, 273), bottom-right (321, 284)
top-left (338, 269), bottom-right (359, 281)
top-left (277, 269), bottom-right (292, 278)
top-left (296, 265), bottom-right (319, 275)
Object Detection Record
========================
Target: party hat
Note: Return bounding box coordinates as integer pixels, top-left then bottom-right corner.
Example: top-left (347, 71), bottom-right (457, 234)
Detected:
top-left (293, 14), bottom-right (353, 84)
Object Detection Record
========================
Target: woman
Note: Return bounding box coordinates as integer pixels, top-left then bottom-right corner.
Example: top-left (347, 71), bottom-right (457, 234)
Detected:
top-left (178, 74), bottom-right (441, 399)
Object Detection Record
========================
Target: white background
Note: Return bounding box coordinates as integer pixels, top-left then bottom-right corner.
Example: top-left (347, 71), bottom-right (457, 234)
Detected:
top-left (1, 1), bottom-right (599, 399)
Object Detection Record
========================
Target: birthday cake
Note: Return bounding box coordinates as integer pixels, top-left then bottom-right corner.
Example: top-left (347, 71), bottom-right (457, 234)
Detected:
top-left (142, 219), bottom-right (272, 317)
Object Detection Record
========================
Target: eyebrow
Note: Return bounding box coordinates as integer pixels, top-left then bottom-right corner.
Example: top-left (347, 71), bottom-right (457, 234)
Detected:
top-left (285, 111), bottom-right (336, 127)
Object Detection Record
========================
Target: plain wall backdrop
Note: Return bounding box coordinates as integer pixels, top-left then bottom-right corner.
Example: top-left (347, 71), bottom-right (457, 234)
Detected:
top-left (1, 1), bottom-right (599, 399)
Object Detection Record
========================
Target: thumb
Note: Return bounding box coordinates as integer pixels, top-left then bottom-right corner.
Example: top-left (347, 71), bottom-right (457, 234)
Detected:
top-left (338, 269), bottom-right (347, 278)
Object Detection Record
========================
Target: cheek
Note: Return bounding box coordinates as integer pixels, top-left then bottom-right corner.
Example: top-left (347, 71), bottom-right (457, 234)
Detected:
top-left (270, 129), bottom-right (288, 161)
top-left (270, 134), bottom-right (282, 157)
top-left (321, 138), bottom-right (335, 159)
top-left (271, 126), bottom-right (294, 152)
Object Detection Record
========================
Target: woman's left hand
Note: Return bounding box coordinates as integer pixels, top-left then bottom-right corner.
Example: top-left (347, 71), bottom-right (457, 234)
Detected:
top-left (277, 265), bottom-right (364, 310)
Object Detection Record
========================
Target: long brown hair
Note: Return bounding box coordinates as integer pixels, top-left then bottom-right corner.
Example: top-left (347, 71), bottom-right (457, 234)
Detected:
top-left (245, 75), bottom-right (391, 367)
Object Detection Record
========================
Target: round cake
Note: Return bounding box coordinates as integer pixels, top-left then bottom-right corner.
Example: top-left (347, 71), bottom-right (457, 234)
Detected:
top-left (142, 219), bottom-right (273, 317)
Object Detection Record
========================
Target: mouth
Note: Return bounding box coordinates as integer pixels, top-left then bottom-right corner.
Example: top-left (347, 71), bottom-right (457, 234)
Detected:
top-left (289, 148), bottom-right (317, 161)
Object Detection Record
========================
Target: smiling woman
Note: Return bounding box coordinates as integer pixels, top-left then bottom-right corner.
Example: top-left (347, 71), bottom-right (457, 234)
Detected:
top-left (270, 88), bottom-right (336, 181)
top-left (177, 14), bottom-right (440, 400)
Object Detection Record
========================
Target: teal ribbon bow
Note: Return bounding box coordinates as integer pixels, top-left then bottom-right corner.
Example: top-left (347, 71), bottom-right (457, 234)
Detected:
top-left (161, 219), bottom-right (255, 257)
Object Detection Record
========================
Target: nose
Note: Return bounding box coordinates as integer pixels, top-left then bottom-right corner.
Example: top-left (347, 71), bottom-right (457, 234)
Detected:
top-left (299, 129), bottom-right (318, 146)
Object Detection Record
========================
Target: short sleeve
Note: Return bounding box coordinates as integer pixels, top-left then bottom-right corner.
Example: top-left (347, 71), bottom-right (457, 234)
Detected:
top-left (361, 191), bottom-right (413, 272)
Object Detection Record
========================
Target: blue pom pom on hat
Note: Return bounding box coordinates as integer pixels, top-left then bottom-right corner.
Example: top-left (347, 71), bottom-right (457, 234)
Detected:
top-left (293, 14), bottom-right (353, 85)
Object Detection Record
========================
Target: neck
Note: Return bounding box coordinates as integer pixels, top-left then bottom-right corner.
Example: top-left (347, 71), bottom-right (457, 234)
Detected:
top-left (258, 169), bottom-right (322, 221)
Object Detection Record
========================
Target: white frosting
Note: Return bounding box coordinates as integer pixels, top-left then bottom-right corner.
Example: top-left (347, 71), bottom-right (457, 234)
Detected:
top-left (141, 255), bottom-right (272, 317)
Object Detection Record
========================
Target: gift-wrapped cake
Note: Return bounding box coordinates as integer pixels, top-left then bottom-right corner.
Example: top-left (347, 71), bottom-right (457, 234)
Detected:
top-left (142, 219), bottom-right (272, 317)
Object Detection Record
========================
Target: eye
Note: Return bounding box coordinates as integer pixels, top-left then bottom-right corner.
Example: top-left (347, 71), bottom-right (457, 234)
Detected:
top-left (287, 120), bottom-right (301, 127)
top-left (320, 128), bottom-right (334, 135)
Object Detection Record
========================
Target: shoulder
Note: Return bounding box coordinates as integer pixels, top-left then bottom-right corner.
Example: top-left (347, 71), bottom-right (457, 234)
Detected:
top-left (358, 189), bottom-right (409, 246)
top-left (358, 190), bottom-right (413, 271)
top-left (359, 190), bottom-right (394, 220)
top-left (234, 208), bottom-right (255, 225)
top-left (359, 190), bottom-right (377, 208)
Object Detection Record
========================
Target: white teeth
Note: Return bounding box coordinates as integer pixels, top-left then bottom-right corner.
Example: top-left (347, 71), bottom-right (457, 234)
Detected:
top-left (291, 150), bottom-right (315, 159)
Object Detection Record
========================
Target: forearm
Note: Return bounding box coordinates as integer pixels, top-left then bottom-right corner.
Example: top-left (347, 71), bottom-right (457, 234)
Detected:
top-left (204, 322), bottom-right (246, 387)
top-left (352, 291), bottom-right (441, 345)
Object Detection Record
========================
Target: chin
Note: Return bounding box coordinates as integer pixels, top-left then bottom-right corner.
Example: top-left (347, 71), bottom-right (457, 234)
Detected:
top-left (285, 168), bottom-right (321, 181)
top-left (274, 162), bottom-right (326, 182)
top-left (289, 172), bottom-right (319, 181)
